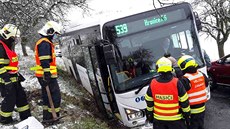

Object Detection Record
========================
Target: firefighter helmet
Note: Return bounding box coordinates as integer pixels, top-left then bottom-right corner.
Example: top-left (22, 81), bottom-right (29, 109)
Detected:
top-left (178, 55), bottom-right (198, 70)
top-left (156, 57), bottom-right (173, 73)
top-left (0, 24), bottom-right (20, 40)
top-left (38, 21), bottom-right (62, 36)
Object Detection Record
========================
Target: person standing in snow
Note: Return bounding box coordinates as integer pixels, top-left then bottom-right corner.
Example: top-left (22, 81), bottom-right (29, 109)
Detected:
top-left (0, 24), bottom-right (31, 124)
top-left (32, 21), bottom-right (62, 121)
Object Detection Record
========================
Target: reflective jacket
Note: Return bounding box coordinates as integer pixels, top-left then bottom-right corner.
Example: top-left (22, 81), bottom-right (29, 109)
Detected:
top-left (150, 78), bottom-right (183, 121)
top-left (184, 71), bottom-right (207, 106)
top-left (33, 38), bottom-right (57, 78)
top-left (0, 40), bottom-right (18, 74)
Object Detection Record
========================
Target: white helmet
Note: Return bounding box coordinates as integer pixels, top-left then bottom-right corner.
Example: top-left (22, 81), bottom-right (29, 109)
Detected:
top-left (0, 24), bottom-right (20, 39)
top-left (38, 21), bottom-right (62, 36)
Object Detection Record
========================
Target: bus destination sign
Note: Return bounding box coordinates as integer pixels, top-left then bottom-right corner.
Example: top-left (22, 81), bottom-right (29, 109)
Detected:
top-left (114, 9), bottom-right (186, 37)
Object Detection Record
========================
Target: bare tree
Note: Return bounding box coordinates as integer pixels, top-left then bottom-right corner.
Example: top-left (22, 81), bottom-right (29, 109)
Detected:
top-left (154, 0), bottom-right (230, 58)
top-left (0, 0), bottom-right (89, 56)
top-left (191, 0), bottom-right (230, 58)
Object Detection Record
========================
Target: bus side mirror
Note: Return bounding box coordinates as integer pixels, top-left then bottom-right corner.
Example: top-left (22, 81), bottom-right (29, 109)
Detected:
top-left (103, 44), bottom-right (117, 65)
top-left (194, 12), bottom-right (202, 32)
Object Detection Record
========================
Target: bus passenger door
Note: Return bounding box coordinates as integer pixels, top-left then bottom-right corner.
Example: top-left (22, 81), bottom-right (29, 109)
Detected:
top-left (81, 46), bottom-right (113, 118)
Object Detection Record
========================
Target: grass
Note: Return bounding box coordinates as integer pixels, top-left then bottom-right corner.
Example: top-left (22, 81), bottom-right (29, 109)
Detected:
top-left (72, 117), bottom-right (110, 129)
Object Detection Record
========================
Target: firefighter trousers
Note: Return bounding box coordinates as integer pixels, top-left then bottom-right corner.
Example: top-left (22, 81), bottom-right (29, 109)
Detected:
top-left (38, 77), bottom-right (61, 120)
top-left (190, 111), bottom-right (205, 129)
top-left (153, 119), bottom-right (187, 129)
top-left (0, 81), bottom-right (31, 122)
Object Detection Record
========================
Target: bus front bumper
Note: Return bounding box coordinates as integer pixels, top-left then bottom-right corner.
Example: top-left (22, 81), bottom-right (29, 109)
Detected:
top-left (131, 121), bottom-right (153, 129)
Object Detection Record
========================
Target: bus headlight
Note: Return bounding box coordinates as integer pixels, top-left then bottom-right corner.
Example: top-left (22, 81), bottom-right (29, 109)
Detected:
top-left (125, 108), bottom-right (144, 121)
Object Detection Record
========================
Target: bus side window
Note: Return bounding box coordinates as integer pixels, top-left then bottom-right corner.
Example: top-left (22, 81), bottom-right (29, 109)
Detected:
top-left (178, 32), bottom-right (188, 49)
top-left (68, 40), bottom-right (72, 52)
top-left (171, 34), bottom-right (180, 48)
top-left (76, 39), bottom-right (81, 45)
top-left (171, 32), bottom-right (188, 49)
top-left (73, 39), bottom-right (76, 45)
top-left (76, 35), bottom-right (82, 45)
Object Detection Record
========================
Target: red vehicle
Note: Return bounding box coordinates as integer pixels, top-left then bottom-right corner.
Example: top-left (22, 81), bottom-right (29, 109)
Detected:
top-left (208, 54), bottom-right (230, 90)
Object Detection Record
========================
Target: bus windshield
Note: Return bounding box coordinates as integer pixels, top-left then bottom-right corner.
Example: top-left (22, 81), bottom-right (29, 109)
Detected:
top-left (107, 20), bottom-right (204, 93)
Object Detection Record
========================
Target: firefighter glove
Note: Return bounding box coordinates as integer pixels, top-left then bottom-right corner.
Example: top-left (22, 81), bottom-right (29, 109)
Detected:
top-left (146, 110), bottom-right (153, 123)
top-left (18, 72), bottom-right (25, 82)
top-left (43, 72), bottom-right (51, 86)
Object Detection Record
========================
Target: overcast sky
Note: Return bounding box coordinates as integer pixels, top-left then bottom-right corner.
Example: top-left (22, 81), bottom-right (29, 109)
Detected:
top-left (66, 0), bottom-right (229, 61)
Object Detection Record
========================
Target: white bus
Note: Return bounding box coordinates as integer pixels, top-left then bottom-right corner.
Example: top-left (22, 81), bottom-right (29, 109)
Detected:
top-left (59, 2), bottom-right (209, 128)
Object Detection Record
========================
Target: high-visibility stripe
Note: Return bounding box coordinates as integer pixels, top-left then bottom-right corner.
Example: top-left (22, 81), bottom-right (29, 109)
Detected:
top-left (39, 55), bottom-right (52, 60)
top-left (189, 96), bottom-right (207, 103)
top-left (43, 68), bottom-right (50, 72)
top-left (188, 89), bottom-right (206, 97)
top-left (154, 107), bottom-right (179, 114)
top-left (48, 107), bottom-right (60, 113)
top-left (154, 102), bottom-right (179, 108)
top-left (154, 113), bottom-right (183, 121)
top-left (0, 78), bottom-right (3, 83)
top-left (43, 106), bottom-right (60, 112)
top-left (50, 66), bottom-right (56, 69)
top-left (30, 65), bottom-right (42, 71)
top-left (191, 106), bottom-right (205, 114)
top-left (0, 110), bottom-right (12, 117)
top-left (5, 81), bottom-right (11, 85)
top-left (12, 57), bottom-right (18, 62)
top-left (43, 106), bottom-right (48, 110)
top-left (0, 67), bottom-right (7, 74)
top-left (5, 66), bottom-right (18, 70)
top-left (16, 104), bottom-right (30, 112)
top-left (146, 106), bottom-right (154, 111)
top-left (50, 69), bottom-right (57, 73)
top-left (0, 59), bottom-right (10, 64)
top-left (0, 77), bottom-right (18, 84)
top-left (145, 94), bottom-right (153, 101)
top-left (10, 77), bottom-right (17, 82)
top-left (35, 71), bottom-right (44, 74)
top-left (179, 93), bottom-right (189, 102)
top-left (51, 74), bottom-right (57, 78)
top-left (184, 72), bottom-right (203, 80)
top-left (182, 106), bottom-right (191, 113)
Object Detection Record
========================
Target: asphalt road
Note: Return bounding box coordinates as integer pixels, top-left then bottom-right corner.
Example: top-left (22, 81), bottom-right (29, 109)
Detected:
top-left (204, 86), bottom-right (230, 129)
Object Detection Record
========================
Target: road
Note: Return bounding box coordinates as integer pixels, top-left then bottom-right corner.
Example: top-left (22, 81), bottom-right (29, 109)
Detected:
top-left (205, 86), bottom-right (230, 129)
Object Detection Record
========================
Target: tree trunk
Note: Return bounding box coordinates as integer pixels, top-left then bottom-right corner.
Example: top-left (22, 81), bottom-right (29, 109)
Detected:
top-left (21, 43), bottom-right (28, 56)
top-left (217, 43), bottom-right (224, 58)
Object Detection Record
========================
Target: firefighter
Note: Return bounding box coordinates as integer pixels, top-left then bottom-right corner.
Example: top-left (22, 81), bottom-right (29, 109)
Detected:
top-left (177, 55), bottom-right (208, 129)
top-left (145, 57), bottom-right (191, 129)
top-left (0, 24), bottom-right (31, 124)
top-left (32, 21), bottom-right (62, 121)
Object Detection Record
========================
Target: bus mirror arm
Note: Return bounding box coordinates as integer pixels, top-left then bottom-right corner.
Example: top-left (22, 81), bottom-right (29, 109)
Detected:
top-left (135, 74), bottom-right (159, 95)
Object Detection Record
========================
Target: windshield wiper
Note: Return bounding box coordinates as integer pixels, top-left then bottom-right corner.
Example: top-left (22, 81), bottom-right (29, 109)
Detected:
top-left (135, 74), bottom-right (159, 95)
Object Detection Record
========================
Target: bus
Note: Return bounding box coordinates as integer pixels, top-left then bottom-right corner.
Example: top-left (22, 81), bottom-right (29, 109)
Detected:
top-left (59, 2), bottom-right (210, 128)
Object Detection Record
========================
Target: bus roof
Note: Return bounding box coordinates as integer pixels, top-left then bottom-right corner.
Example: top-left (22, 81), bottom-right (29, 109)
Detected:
top-left (62, 2), bottom-right (190, 36)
